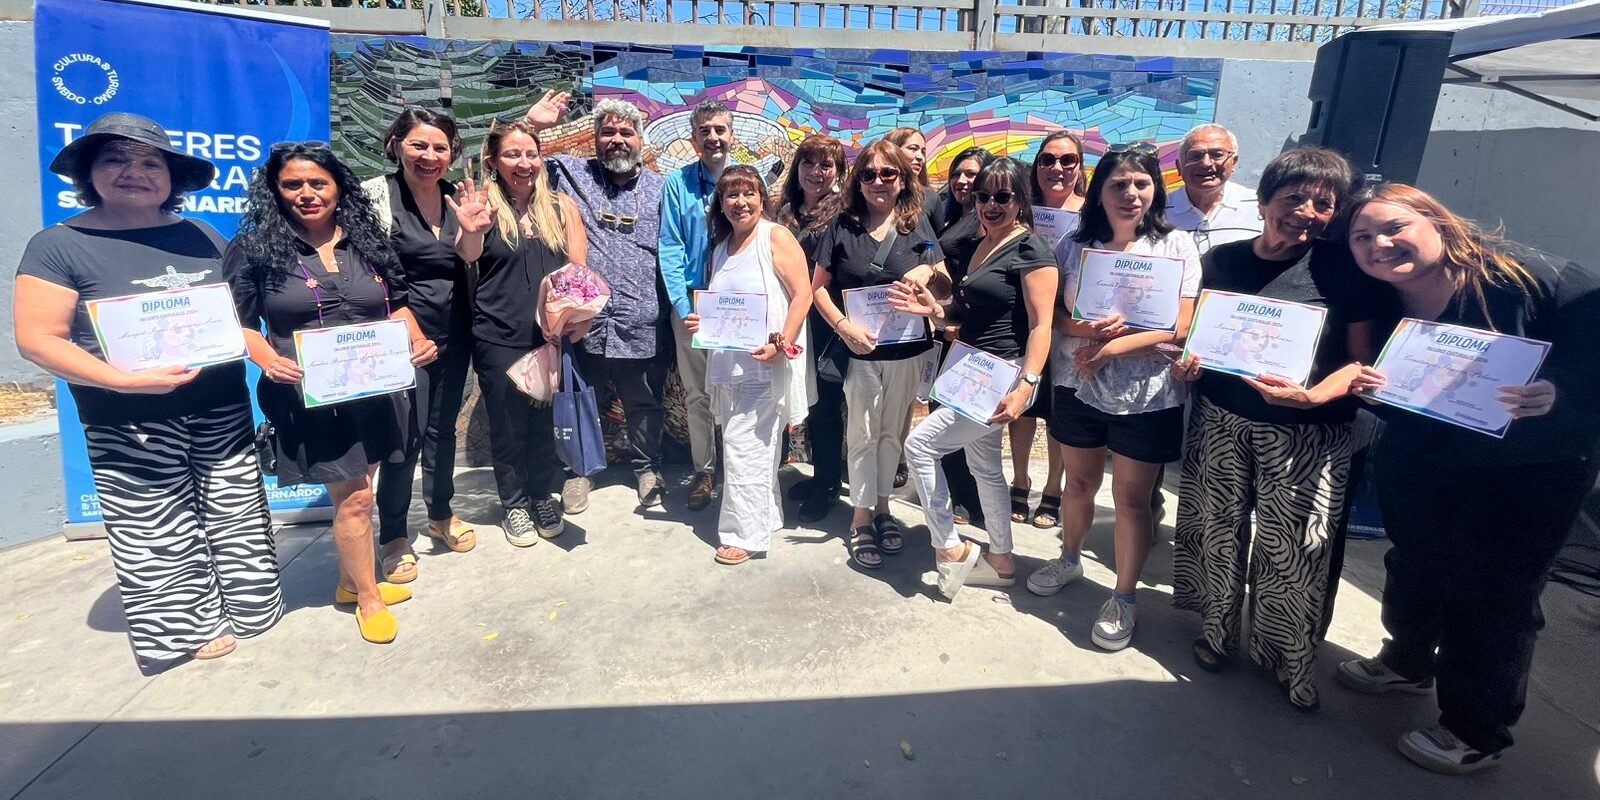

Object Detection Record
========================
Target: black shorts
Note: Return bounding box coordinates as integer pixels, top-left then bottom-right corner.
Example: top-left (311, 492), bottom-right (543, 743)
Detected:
top-left (1049, 386), bottom-right (1183, 464)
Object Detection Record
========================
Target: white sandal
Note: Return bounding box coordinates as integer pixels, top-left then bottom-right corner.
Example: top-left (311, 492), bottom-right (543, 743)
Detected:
top-left (935, 542), bottom-right (982, 599)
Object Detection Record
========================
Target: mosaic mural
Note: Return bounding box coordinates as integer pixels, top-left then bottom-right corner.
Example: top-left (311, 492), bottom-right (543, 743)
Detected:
top-left (330, 37), bottom-right (1221, 187)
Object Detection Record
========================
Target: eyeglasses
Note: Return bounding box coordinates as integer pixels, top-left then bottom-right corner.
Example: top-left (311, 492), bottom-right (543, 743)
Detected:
top-left (270, 140), bottom-right (332, 153)
top-left (858, 167), bottom-right (900, 184)
top-left (1036, 153), bottom-right (1081, 169)
top-left (599, 211), bottom-right (637, 232)
top-left (1183, 149), bottom-right (1235, 165)
top-left (974, 191), bottom-right (1015, 206)
top-left (1106, 141), bottom-right (1158, 156)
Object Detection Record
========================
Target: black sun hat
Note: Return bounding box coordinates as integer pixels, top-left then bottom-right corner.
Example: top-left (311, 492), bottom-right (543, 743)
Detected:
top-left (49, 112), bottom-right (217, 194)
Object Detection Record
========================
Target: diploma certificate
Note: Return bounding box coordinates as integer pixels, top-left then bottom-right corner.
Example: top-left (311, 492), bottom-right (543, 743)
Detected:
top-left (1370, 318), bottom-right (1551, 438)
top-left (86, 285), bottom-right (247, 372)
top-left (295, 319), bottom-right (416, 409)
top-left (929, 341), bottom-right (1021, 424)
top-left (1032, 206), bottom-right (1077, 246)
top-left (1182, 290), bottom-right (1328, 385)
top-left (692, 291), bottom-right (769, 352)
top-left (844, 286), bottom-right (927, 345)
top-left (1071, 248), bottom-right (1185, 332)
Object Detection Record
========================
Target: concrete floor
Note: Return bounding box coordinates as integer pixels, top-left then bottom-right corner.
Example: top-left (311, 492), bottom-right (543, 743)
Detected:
top-left (2, 463), bottom-right (1597, 800)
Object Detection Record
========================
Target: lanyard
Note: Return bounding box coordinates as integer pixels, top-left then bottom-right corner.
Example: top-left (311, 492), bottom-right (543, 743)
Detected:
top-left (299, 253), bottom-right (392, 328)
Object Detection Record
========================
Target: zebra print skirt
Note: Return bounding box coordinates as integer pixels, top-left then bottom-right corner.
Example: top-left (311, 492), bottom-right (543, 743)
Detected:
top-left (1172, 396), bottom-right (1354, 709)
top-left (83, 403), bottom-right (283, 675)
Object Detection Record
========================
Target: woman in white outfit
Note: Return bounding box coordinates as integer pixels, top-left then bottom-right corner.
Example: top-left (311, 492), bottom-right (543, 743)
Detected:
top-left (890, 157), bottom-right (1059, 599)
top-left (685, 165), bottom-right (814, 565)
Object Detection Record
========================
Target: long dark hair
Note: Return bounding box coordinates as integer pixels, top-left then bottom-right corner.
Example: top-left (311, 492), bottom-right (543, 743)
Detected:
top-left (382, 107), bottom-right (463, 165)
top-left (939, 146), bottom-right (995, 221)
top-left (235, 142), bottom-right (399, 289)
top-left (708, 165), bottom-right (769, 247)
top-left (772, 134), bottom-right (846, 239)
top-left (975, 157), bottom-right (1035, 233)
top-left (843, 140), bottom-right (922, 236)
top-left (1073, 148), bottom-right (1174, 245)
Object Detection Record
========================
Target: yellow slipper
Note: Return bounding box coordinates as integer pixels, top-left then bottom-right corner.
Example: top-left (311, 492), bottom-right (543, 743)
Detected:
top-left (425, 518), bottom-right (478, 553)
top-left (334, 582), bottom-right (413, 607)
top-left (356, 606), bottom-right (398, 644)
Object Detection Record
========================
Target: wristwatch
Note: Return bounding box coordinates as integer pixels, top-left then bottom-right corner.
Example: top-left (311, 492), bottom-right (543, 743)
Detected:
top-left (1022, 372), bottom-right (1041, 386)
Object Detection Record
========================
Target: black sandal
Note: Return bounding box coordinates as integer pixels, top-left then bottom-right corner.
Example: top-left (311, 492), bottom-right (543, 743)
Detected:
top-left (1191, 637), bottom-right (1226, 673)
top-left (848, 525), bottom-right (883, 570)
top-left (1009, 486), bottom-right (1031, 523)
top-left (1031, 493), bottom-right (1061, 528)
top-left (893, 463), bottom-right (909, 489)
top-left (872, 513), bottom-right (905, 554)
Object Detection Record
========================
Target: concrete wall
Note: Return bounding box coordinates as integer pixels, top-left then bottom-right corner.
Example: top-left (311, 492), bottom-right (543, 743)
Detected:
top-left (0, 20), bottom-right (42, 384)
top-left (0, 418), bottom-right (64, 550)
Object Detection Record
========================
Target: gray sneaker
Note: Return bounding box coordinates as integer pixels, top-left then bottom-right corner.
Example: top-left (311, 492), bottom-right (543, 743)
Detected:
top-left (637, 471), bottom-right (664, 508)
top-left (503, 507), bottom-right (540, 548)
top-left (1399, 724), bottom-right (1502, 775)
top-left (1026, 557), bottom-right (1084, 597)
top-left (562, 476), bottom-right (592, 515)
top-left (1337, 657), bottom-right (1434, 695)
top-left (1091, 597), bottom-right (1137, 651)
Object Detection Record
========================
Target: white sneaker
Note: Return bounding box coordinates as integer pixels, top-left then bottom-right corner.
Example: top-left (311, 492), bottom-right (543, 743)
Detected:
top-left (1399, 724), bottom-right (1503, 775)
top-left (1337, 657), bottom-right (1434, 695)
top-left (1025, 557), bottom-right (1083, 596)
top-left (1091, 597), bottom-right (1136, 651)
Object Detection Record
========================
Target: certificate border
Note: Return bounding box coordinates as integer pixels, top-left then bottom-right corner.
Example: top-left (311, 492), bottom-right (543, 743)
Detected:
top-left (841, 285), bottom-right (928, 346)
top-left (927, 340), bottom-right (1021, 425)
top-left (294, 318), bottom-right (417, 409)
top-left (1179, 288), bottom-right (1329, 385)
top-left (84, 285), bottom-right (248, 373)
top-left (1367, 317), bottom-right (1553, 439)
top-left (690, 290), bottom-right (771, 353)
top-left (1068, 247), bottom-right (1183, 333)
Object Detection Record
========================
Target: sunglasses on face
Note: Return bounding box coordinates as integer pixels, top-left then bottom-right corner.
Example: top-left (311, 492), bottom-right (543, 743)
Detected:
top-left (858, 167), bottom-right (900, 184)
top-left (1037, 153), bottom-right (1081, 169)
top-left (1106, 141), bottom-right (1158, 156)
top-left (974, 191), bottom-right (1016, 206)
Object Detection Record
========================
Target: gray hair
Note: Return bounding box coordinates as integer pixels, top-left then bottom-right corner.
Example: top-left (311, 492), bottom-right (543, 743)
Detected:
top-left (690, 99), bottom-right (731, 131)
top-left (592, 98), bottom-right (647, 140)
top-left (1180, 123), bottom-right (1239, 160)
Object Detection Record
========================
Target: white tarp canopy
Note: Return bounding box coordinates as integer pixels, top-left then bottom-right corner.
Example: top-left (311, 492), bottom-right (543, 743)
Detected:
top-left (1353, 0), bottom-right (1600, 118)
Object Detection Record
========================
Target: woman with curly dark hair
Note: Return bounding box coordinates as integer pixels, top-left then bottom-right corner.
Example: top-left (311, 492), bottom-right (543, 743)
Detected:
top-left (16, 112), bottom-right (282, 674)
top-left (225, 142), bottom-right (440, 645)
top-left (771, 134), bottom-right (848, 522)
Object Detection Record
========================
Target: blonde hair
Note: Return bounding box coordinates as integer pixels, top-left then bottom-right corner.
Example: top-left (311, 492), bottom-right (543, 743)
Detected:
top-left (1349, 183), bottom-right (1541, 328)
top-left (481, 119), bottom-right (566, 253)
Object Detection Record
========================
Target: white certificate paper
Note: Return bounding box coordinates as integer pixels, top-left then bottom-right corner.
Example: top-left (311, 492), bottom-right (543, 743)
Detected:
top-left (692, 291), bottom-right (769, 352)
top-left (294, 319), bottom-right (416, 409)
top-left (1182, 289), bottom-right (1328, 385)
top-left (1071, 248), bottom-right (1185, 332)
top-left (929, 340), bottom-right (1021, 424)
top-left (1032, 206), bottom-right (1077, 246)
top-left (1370, 318), bottom-right (1551, 438)
top-left (86, 285), bottom-right (246, 372)
top-left (844, 286), bottom-right (926, 345)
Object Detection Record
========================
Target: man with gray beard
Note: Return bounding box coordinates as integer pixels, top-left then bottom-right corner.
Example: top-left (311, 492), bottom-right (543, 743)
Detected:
top-left (526, 93), bottom-right (671, 511)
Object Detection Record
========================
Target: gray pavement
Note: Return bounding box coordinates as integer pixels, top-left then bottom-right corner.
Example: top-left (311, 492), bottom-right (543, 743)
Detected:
top-left (2, 463), bottom-right (1597, 800)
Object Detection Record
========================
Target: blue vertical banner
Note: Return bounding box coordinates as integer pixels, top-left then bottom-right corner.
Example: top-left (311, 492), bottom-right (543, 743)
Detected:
top-left (35, 0), bottom-right (334, 532)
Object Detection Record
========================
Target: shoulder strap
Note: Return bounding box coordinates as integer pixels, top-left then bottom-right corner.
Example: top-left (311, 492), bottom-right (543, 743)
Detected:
top-left (868, 226), bottom-right (899, 275)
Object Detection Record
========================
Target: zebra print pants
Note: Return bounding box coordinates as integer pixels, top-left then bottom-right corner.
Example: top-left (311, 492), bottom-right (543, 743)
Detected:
top-left (1173, 396), bottom-right (1354, 709)
top-left (84, 403), bottom-right (283, 675)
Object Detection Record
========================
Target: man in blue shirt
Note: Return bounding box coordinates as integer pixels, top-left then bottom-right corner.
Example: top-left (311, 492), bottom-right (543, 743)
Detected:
top-left (659, 100), bottom-right (736, 510)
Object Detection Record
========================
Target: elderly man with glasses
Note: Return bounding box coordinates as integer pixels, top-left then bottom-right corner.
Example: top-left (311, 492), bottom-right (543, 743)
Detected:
top-left (1167, 124), bottom-right (1262, 254)
top-left (524, 92), bottom-right (672, 511)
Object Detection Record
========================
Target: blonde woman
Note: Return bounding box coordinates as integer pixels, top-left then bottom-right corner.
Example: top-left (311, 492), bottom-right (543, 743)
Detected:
top-left (453, 119), bottom-right (588, 546)
top-left (1337, 184), bottom-right (1600, 775)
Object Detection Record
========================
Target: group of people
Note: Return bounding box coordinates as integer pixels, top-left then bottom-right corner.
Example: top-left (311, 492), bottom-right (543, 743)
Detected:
top-left (16, 96), bottom-right (1597, 778)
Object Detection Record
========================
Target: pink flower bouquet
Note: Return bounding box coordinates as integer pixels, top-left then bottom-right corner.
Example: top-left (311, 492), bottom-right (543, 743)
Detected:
top-left (509, 264), bottom-right (611, 404)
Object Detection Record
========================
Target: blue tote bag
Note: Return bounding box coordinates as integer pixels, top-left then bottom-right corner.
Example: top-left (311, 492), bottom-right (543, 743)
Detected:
top-left (553, 341), bottom-right (607, 477)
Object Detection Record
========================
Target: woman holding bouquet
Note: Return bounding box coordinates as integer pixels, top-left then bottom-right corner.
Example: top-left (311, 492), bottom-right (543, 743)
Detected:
top-left (454, 120), bottom-right (588, 546)
top-left (685, 165), bottom-right (813, 565)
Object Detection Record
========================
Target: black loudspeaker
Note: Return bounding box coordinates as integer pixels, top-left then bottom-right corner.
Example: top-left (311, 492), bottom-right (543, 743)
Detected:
top-left (1300, 30), bottom-right (1453, 186)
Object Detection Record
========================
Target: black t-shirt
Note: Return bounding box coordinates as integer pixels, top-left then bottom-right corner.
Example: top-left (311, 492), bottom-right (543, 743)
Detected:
top-left (386, 175), bottom-right (470, 341)
top-left (473, 226), bottom-right (566, 348)
top-left (1376, 253), bottom-right (1600, 467)
top-left (954, 233), bottom-right (1055, 360)
top-left (814, 214), bottom-right (942, 361)
top-left (938, 210), bottom-right (982, 282)
top-left (919, 185), bottom-right (945, 232)
top-left (225, 235), bottom-right (410, 360)
top-left (17, 220), bottom-right (249, 425)
top-left (1196, 239), bottom-right (1392, 425)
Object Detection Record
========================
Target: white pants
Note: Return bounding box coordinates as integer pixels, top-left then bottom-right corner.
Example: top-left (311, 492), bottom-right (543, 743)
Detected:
top-left (714, 382), bottom-right (784, 552)
top-left (671, 310), bottom-right (717, 474)
top-left (843, 354), bottom-right (927, 508)
top-left (905, 405), bottom-right (1013, 554)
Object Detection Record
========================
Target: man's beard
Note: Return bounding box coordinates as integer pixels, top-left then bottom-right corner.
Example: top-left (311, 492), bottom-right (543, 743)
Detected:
top-left (603, 149), bottom-right (641, 176)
